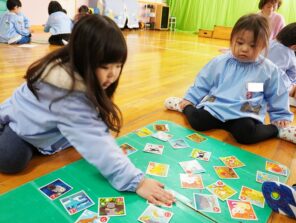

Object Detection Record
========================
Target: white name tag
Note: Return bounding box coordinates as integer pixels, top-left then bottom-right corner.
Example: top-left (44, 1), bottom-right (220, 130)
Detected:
top-left (247, 83), bottom-right (263, 92)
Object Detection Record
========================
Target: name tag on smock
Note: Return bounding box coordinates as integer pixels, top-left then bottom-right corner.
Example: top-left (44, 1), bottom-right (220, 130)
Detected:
top-left (247, 83), bottom-right (263, 92)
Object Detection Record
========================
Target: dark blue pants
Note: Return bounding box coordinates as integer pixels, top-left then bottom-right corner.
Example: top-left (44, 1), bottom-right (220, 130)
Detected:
top-left (16, 35), bottom-right (31, 44)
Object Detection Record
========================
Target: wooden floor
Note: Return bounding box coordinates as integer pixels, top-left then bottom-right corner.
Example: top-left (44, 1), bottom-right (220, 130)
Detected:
top-left (0, 30), bottom-right (295, 222)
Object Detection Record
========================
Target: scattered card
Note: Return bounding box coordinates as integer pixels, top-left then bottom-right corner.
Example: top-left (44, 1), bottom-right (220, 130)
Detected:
top-left (135, 127), bottom-right (153, 137)
top-left (143, 143), bottom-right (164, 155)
top-left (169, 138), bottom-right (190, 149)
top-left (153, 124), bottom-right (169, 132)
top-left (179, 160), bottom-right (205, 174)
top-left (60, 190), bottom-right (95, 215)
top-left (98, 197), bottom-right (126, 217)
top-left (213, 166), bottom-right (239, 179)
top-left (256, 171), bottom-right (279, 184)
top-left (186, 133), bottom-right (207, 143)
top-left (151, 131), bottom-right (173, 142)
top-left (265, 161), bottom-right (288, 176)
top-left (120, 143), bottom-right (137, 156)
top-left (180, 173), bottom-right (204, 189)
top-left (193, 193), bottom-right (221, 213)
top-left (75, 210), bottom-right (110, 223)
top-left (220, 156), bottom-right (245, 168)
top-left (146, 162), bottom-right (169, 177)
top-left (190, 149), bottom-right (211, 161)
top-left (138, 205), bottom-right (174, 223)
top-left (206, 180), bottom-right (237, 201)
top-left (227, 200), bottom-right (258, 220)
top-left (39, 178), bottom-right (72, 200)
top-left (239, 186), bottom-right (265, 208)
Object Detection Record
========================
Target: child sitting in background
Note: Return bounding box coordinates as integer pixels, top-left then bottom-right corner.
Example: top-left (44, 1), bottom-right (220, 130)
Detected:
top-left (0, 0), bottom-right (31, 44)
top-left (0, 15), bottom-right (174, 206)
top-left (165, 13), bottom-right (296, 145)
top-left (44, 1), bottom-right (73, 46)
top-left (74, 5), bottom-right (92, 23)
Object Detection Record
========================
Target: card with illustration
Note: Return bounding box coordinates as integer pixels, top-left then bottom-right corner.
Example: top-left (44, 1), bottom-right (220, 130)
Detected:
top-left (143, 143), bottom-right (164, 155)
top-left (138, 205), bottom-right (174, 223)
top-left (219, 156), bottom-right (245, 168)
top-left (169, 138), bottom-right (190, 149)
top-left (256, 171), bottom-right (279, 184)
top-left (39, 178), bottom-right (72, 200)
top-left (153, 124), bottom-right (169, 132)
top-left (146, 162), bottom-right (169, 177)
top-left (179, 160), bottom-right (205, 174)
top-left (227, 200), bottom-right (258, 220)
top-left (135, 127), bottom-right (153, 137)
top-left (190, 149), bottom-right (211, 161)
top-left (239, 186), bottom-right (265, 208)
top-left (75, 210), bottom-right (110, 223)
top-left (120, 143), bottom-right (137, 156)
top-left (213, 166), bottom-right (239, 179)
top-left (152, 131), bottom-right (173, 142)
top-left (60, 190), bottom-right (95, 215)
top-left (186, 133), bottom-right (207, 143)
top-left (180, 173), bottom-right (204, 189)
top-left (206, 180), bottom-right (237, 201)
top-left (98, 197), bottom-right (126, 217)
top-left (193, 193), bottom-right (221, 213)
top-left (265, 161), bottom-right (288, 176)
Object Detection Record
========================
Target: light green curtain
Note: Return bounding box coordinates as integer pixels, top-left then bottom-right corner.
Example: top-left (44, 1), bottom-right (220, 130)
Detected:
top-left (167, 0), bottom-right (296, 32)
top-left (0, 0), bottom-right (6, 14)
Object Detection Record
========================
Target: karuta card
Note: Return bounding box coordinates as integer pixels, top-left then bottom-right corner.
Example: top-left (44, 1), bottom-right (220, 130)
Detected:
top-left (135, 127), bottom-right (153, 137)
top-left (190, 149), bottom-right (211, 161)
top-left (256, 171), bottom-right (279, 184)
top-left (193, 193), bottom-right (221, 213)
top-left (146, 162), bottom-right (169, 177)
top-left (206, 180), bottom-right (237, 201)
top-left (151, 131), bottom-right (173, 142)
top-left (213, 166), bottom-right (239, 179)
top-left (153, 124), bottom-right (169, 132)
top-left (186, 133), bottom-right (207, 143)
top-left (169, 138), bottom-right (190, 149)
top-left (39, 178), bottom-right (72, 200)
top-left (138, 205), bottom-right (174, 223)
top-left (120, 143), bottom-right (137, 156)
top-left (180, 173), bottom-right (204, 189)
top-left (265, 161), bottom-right (288, 176)
top-left (219, 156), bottom-right (245, 168)
top-left (239, 186), bottom-right (265, 208)
top-left (179, 160), bottom-right (205, 174)
top-left (143, 143), bottom-right (164, 155)
top-left (75, 210), bottom-right (110, 223)
top-left (98, 197), bottom-right (126, 217)
top-left (227, 200), bottom-right (258, 220)
top-left (60, 190), bottom-right (95, 215)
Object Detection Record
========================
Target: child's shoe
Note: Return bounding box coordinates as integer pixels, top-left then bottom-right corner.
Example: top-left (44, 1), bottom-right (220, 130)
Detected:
top-left (278, 126), bottom-right (296, 144)
top-left (262, 181), bottom-right (296, 219)
top-left (164, 97), bottom-right (183, 112)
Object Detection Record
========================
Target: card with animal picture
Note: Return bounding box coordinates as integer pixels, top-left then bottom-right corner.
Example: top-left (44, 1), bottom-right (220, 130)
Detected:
top-left (193, 193), bottom-right (221, 213)
top-left (146, 162), bottom-right (169, 177)
top-left (256, 171), bottom-right (279, 184)
top-left (153, 124), bottom-right (169, 132)
top-left (239, 186), bottom-right (265, 208)
top-left (98, 197), bottom-right (126, 217)
top-left (39, 178), bottom-right (72, 200)
top-left (60, 190), bottom-right (95, 215)
top-left (219, 156), bottom-right (245, 168)
top-left (135, 127), bottom-right (153, 137)
top-left (180, 173), bottom-right (204, 189)
top-left (227, 199), bottom-right (258, 220)
top-left (206, 180), bottom-right (237, 201)
top-left (179, 160), bottom-right (205, 174)
top-left (186, 133), bottom-right (207, 143)
top-left (120, 143), bottom-right (137, 156)
top-left (138, 205), bottom-right (174, 223)
top-left (151, 131), bottom-right (173, 142)
top-left (265, 161), bottom-right (288, 176)
top-left (190, 148), bottom-right (211, 161)
top-left (75, 210), bottom-right (110, 223)
top-left (143, 143), bottom-right (164, 155)
top-left (169, 138), bottom-right (190, 149)
top-left (213, 166), bottom-right (239, 179)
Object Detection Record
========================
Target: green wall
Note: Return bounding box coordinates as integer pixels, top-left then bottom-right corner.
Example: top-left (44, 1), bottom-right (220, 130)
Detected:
top-left (167, 0), bottom-right (296, 32)
top-left (0, 0), bottom-right (6, 14)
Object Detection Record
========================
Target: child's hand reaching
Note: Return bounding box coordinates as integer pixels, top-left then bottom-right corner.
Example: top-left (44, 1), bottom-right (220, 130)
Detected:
top-left (272, 120), bottom-right (291, 128)
top-left (136, 178), bottom-right (176, 206)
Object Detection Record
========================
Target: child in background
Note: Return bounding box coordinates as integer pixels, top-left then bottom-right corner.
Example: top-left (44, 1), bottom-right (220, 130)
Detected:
top-left (0, 0), bottom-right (31, 44)
top-left (267, 23), bottom-right (296, 106)
top-left (44, 1), bottom-right (72, 46)
top-left (165, 13), bottom-right (295, 145)
top-left (74, 5), bottom-right (92, 23)
top-left (0, 15), bottom-right (174, 206)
